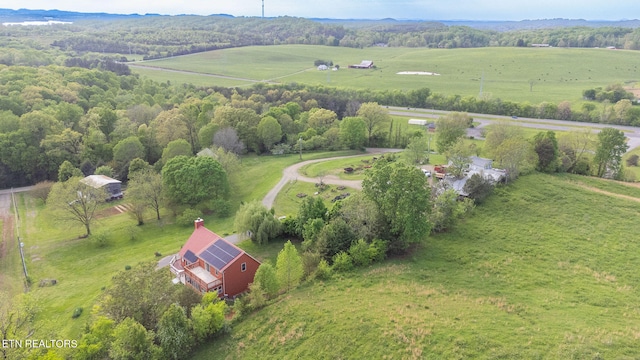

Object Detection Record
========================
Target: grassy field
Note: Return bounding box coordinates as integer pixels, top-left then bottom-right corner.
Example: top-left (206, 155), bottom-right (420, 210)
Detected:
top-left (299, 154), bottom-right (379, 180)
top-left (7, 150), bottom-right (359, 339)
top-left (272, 181), bottom-right (359, 217)
top-left (195, 172), bottom-right (640, 359)
top-left (0, 214), bottom-right (24, 298)
top-left (132, 45), bottom-right (640, 103)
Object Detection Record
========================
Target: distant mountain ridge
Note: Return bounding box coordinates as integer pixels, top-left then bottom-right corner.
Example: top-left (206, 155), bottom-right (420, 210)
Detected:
top-left (1, 8), bottom-right (639, 31)
top-left (0, 8), bottom-right (153, 22)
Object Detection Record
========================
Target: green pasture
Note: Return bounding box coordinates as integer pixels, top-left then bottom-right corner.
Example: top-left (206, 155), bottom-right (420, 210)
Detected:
top-left (129, 65), bottom-right (257, 88)
top-left (197, 172), bottom-right (640, 359)
top-left (273, 180), bottom-right (359, 217)
top-left (133, 45), bottom-right (640, 103)
top-left (559, 173), bottom-right (640, 197)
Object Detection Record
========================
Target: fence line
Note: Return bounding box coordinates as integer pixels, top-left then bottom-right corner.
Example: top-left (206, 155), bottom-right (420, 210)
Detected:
top-left (11, 189), bottom-right (28, 287)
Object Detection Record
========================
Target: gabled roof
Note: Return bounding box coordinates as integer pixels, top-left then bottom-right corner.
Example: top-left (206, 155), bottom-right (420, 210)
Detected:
top-left (80, 175), bottom-right (121, 188)
top-left (178, 225), bottom-right (222, 259)
top-left (198, 238), bottom-right (242, 271)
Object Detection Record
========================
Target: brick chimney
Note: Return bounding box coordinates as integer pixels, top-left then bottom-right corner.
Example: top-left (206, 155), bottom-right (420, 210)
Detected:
top-left (194, 218), bottom-right (204, 229)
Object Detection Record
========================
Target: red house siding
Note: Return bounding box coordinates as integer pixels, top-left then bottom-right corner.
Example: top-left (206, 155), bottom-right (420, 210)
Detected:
top-left (223, 253), bottom-right (260, 297)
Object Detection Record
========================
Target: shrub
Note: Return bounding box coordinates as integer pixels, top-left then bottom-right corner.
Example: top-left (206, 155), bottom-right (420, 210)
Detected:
top-left (463, 173), bottom-right (494, 204)
top-left (301, 251), bottom-right (322, 278)
top-left (349, 239), bottom-right (372, 267)
top-left (281, 216), bottom-right (298, 237)
top-left (72, 307), bottom-right (83, 319)
top-left (128, 225), bottom-right (142, 241)
top-left (177, 209), bottom-right (203, 227)
top-left (246, 282), bottom-right (266, 311)
top-left (212, 199), bottom-right (232, 217)
top-left (30, 181), bottom-right (54, 203)
top-left (368, 239), bottom-right (388, 263)
top-left (332, 252), bottom-right (353, 272)
top-left (93, 232), bottom-right (110, 248)
top-left (315, 259), bottom-right (332, 280)
top-left (124, 265), bottom-right (131, 271)
top-left (626, 154), bottom-right (639, 167)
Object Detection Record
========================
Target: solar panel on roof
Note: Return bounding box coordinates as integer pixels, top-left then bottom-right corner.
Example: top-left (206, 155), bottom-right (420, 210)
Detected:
top-left (215, 239), bottom-right (241, 258)
top-left (184, 250), bottom-right (198, 264)
top-left (198, 239), bottom-right (242, 270)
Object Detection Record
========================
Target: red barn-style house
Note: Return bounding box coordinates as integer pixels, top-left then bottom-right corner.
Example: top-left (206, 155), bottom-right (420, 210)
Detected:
top-left (170, 219), bottom-right (260, 298)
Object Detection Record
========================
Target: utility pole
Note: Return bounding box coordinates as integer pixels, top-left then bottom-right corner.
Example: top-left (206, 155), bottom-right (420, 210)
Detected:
top-left (262, 0), bottom-right (264, 18)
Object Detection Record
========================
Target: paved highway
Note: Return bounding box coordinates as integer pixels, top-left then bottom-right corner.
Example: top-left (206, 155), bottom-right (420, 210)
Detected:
top-left (387, 106), bottom-right (640, 152)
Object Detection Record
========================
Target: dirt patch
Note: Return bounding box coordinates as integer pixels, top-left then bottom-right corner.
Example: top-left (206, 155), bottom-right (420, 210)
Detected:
top-left (624, 85), bottom-right (640, 98)
top-left (96, 206), bottom-right (123, 219)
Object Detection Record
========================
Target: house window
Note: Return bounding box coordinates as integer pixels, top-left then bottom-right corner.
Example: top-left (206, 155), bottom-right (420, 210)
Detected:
top-left (241, 262), bottom-right (246, 272)
top-left (215, 269), bottom-right (219, 276)
top-left (205, 263), bottom-right (210, 272)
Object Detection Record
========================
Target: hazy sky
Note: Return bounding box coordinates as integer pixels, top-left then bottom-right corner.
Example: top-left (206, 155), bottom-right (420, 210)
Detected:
top-left (1, 0), bottom-right (639, 21)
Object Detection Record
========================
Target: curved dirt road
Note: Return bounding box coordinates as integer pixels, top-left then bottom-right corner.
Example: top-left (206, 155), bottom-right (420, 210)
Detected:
top-left (261, 148), bottom-right (402, 209)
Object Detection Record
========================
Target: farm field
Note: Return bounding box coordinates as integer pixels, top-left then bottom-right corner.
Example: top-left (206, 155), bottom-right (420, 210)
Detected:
top-left (196, 173), bottom-right (640, 359)
top-left (131, 45), bottom-right (640, 103)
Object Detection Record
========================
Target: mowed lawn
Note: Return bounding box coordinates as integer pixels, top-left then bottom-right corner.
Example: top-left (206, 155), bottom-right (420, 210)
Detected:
top-left (132, 45), bottom-right (640, 103)
top-left (195, 173), bottom-right (640, 359)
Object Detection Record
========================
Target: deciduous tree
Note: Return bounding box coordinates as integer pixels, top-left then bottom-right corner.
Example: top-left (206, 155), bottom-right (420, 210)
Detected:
top-left (339, 116), bottom-right (366, 149)
top-left (257, 116), bottom-right (282, 151)
top-left (307, 108), bottom-right (338, 135)
top-left (57, 160), bottom-right (83, 182)
top-left (162, 156), bottom-right (229, 207)
top-left (253, 262), bottom-right (279, 299)
top-left (47, 176), bottom-right (107, 236)
top-left (357, 102), bottom-right (390, 146)
top-left (161, 138), bottom-right (192, 165)
top-left (112, 136), bottom-right (145, 180)
top-left (276, 241), bottom-right (303, 292)
top-left (436, 112), bottom-right (471, 153)
top-left (362, 161), bottom-right (431, 253)
top-left (100, 261), bottom-right (200, 331)
top-left (234, 200), bottom-right (281, 244)
top-left (404, 135), bottom-right (429, 164)
top-left (109, 318), bottom-right (159, 360)
top-left (532, 131), bottom-right (559, 173)
top-left (213, 127), bottom-right (245, 154)
top-left (190, 300), bottom-right (226, 343)
top-left (156, 304), bottom-right (193, 360)
top-left (594, 127), bottom-right (628, 178)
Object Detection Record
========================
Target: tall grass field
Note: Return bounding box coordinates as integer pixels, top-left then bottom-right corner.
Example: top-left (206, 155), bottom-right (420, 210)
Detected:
top-left (132, 45), bottom-right (640, 103)
top-left (194, 173), bottom-right (640, 359)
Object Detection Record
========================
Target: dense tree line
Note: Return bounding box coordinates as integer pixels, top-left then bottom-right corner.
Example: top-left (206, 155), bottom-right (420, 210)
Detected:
top-left (4, 16), bottom-right (640, 63)
top-left (0, 58), bottom-right (638, 189)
